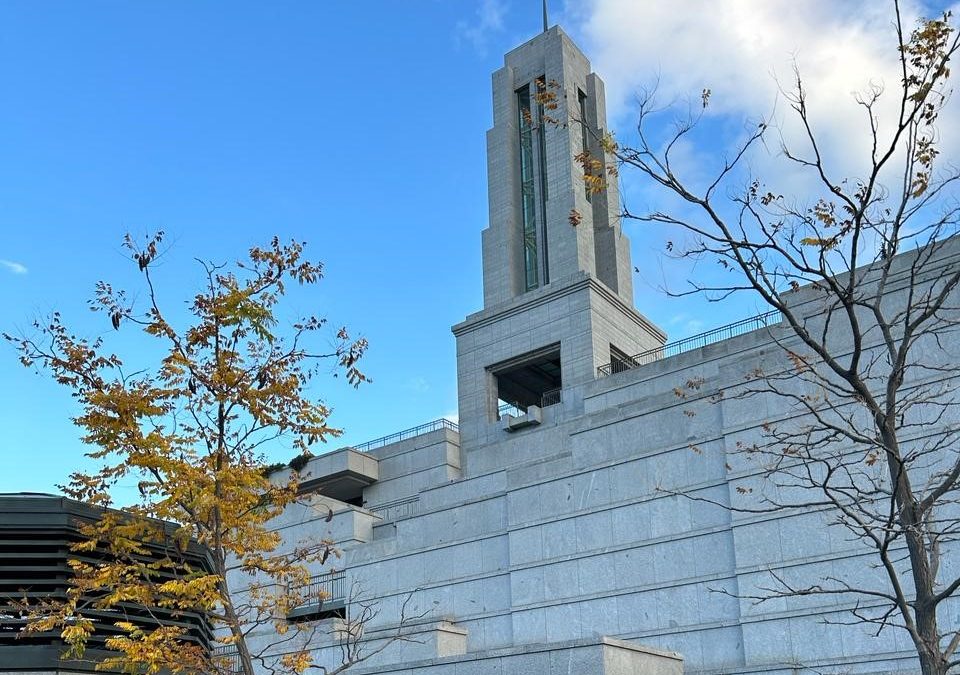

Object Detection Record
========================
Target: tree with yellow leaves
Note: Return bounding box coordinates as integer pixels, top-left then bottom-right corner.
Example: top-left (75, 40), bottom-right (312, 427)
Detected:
top-left (4, 233), bottom-right (400, 674)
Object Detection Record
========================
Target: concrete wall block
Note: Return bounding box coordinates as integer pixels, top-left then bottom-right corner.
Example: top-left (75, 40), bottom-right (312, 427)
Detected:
top-left (648, 494), bottom-right (693, 539)
top-left (482, 534), bottom-right (510, 572)
top-left (683, 441), bottom-right (731, 485)
top-left (830, 553), bottom-right (893, 597)
top-left (479, 613), bottom-right (514, 649)
top-left (454, 575), bottom-right (511, 615)
top-left (571, 469), bottom-right (611, 510)
top-left (602, 641), bottom-right (685, 675)
top-left (733, 520), bottom-right (784, 567)
top-left (575, 510), bottom-right (614, 552)
top-left (654, 632), bottom-right (703, 671)
top-left (694, 626), bottom-right (744, 669)
top-left (786, 612), bottom-right (845, 662)
top-left (350, 561), bottom-right (399, 598)
top-left (655, 582), bottom-right (701, 629)
top-left (510, 566), bottom-right (545, 605)
top-left (539, 478), bottom-right (576, 518)
top-left (449, 540), bottom-right (487, 579)
top-left (652, 537), bottom-right (697, 583)
top-left (616, 590), bottom-right (660, 632)
top-left (691, 532), bottom-right (736, 578)
top-left (509, 526), bottom-right (544, 565)
top-left (375, 440), bottom-right (460, 480)
top-left (608, 459), bottom-right (657, 503)
top-left (421, 472), bottom-right (506, 511)
top-left (835, 618), bottom-right (898, 658)
top-left (696, 579), bottom-right (741, 624)
top-left (609, 502), bottom-right (654, 545)
top-left (544, 601), bottom-right (582, 642)
top-left (720, 385), bottom-right (773, 429)
top-left (548, 644), bottom-right (603, 675)
top-left (735, 570), bottom-right (789, 617)
top-left (612, 546), bottom-right (657, 589)
top-left (512, 607), bottom-right (547, 644)
top-left (688, 485), bottom-right (732, 529)
top-left (578, 598), bottom-right (620, 638)
top-left (577, 554), bottom-right (619, 595)
top-left (506, 485), bottom-right (542, 526)
top-left (390, 547), bottom-right (448, 589)
top-left (418, 583), bottom-right (456, 620)
top-left (479, 498), bottom-right (507, 531)
top-left (543, 559), bottom-right (580, 601)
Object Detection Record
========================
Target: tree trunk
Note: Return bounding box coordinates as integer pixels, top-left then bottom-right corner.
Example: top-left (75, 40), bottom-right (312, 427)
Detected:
top-left (917, 645), bottom-right (947, 675)
top-left (876, 420), bottom-right (948, 675)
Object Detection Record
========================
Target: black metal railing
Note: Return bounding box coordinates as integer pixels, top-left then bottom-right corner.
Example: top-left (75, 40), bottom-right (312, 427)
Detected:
top-left (288, 569), bottom-right (346, 608)
top-left (597, 310), bottom-right (782, 377)
top-left (540, 387), bottom-right (562, 407)
top-left (347, 418), bottom-right (459, 453)
top-left (497, 388), bottom-right (563, 419)
top-left (212, 646), bottom-right (242, 674)
top-left (368, 495), bottom-right (420, 522)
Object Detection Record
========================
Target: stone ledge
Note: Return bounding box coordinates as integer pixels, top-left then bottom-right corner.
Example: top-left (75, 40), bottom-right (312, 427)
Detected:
top-left (342, 635), bottom-right (683, 675)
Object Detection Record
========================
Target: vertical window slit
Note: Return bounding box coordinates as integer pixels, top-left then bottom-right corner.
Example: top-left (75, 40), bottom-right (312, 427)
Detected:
top-left (517, 83), bottom-right (539, 291)
top-left (535, 76), bottom-right (550, 284)
top-left (579, 89), bottom-right (592, 204)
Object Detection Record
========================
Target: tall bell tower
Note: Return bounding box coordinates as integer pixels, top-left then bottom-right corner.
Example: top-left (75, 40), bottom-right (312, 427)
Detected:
top-left (453, 26), bottom-right (665, 449)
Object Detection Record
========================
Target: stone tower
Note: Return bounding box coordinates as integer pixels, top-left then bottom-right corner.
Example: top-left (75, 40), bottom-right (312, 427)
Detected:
top-left (453, 26), bottom-right (666, 450)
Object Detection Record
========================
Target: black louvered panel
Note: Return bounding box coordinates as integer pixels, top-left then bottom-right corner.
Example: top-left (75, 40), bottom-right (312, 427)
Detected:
top-left (0, 494), bottom-right (214, 671)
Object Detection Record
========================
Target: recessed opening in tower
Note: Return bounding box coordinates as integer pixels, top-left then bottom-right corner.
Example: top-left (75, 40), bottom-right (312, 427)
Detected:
top-left (490, 344), bottom-right (562, 419)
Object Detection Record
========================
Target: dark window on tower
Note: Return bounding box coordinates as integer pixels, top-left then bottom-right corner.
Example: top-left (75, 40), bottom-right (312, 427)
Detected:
top-left (579, 89), bottom-right (592, 203)
top-left (535, 76), bottom-right (550, 284)
top-left (491, 344), bottom-right (562, 419)
top-left (517, 83), bottom-right (539, 292)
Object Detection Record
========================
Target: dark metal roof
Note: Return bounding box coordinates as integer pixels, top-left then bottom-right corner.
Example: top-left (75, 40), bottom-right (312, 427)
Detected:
top-left (0, 493), bottom-right (214, 672)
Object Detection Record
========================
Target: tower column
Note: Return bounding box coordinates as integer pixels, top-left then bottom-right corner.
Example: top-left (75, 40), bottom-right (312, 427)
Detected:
top-left (455, 26), bottom-right (666, 451)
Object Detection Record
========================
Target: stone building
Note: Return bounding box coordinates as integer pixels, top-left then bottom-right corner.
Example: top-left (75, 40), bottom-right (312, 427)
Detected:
top-left (244, 24), bottom-right (959, 675)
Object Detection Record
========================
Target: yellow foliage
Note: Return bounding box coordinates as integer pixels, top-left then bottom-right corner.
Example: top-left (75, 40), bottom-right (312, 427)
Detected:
top-left (281, 650), bottom-right (314, 674)
top-left (8, 234), bottom-right (360, 675)
top-left (799, 236), bottom-right (837, 250)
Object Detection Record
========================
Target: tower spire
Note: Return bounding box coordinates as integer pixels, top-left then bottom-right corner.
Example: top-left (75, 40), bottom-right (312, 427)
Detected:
top-left (453, 20), bottom-right (666, 445)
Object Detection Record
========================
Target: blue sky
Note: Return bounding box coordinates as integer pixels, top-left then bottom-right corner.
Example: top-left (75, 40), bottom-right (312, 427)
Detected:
top-left (1, 0), bottom-right (955, 495)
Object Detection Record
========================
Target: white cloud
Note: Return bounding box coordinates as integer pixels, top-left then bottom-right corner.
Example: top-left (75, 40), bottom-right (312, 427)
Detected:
top-left (457, 0), bottom-right (508, 54)
top-left (0, 259), bottom-right (27, 275)
top-left (558, 0), bottom-right (960, 311)
top-left (572, 1), bottom-right (960, 181)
